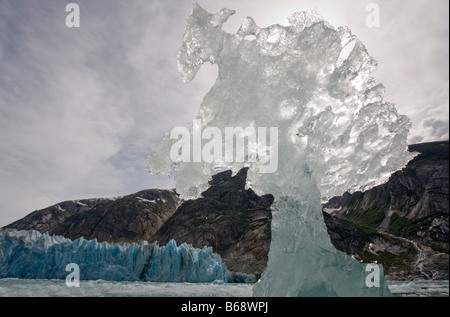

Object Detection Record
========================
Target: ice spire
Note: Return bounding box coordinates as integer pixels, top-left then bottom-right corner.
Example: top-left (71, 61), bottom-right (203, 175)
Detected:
top-left (146, 4), bottom-right (415, 296)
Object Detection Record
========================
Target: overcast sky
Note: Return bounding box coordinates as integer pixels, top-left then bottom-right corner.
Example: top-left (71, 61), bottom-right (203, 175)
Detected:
top-left (0, 0), bottom-right (448, 226)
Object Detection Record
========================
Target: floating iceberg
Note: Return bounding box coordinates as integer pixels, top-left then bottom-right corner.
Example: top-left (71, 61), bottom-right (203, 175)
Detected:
top-left (146, 4), bottom-right (415, 296)
top-left (0, 229), bottom-right (227, 283)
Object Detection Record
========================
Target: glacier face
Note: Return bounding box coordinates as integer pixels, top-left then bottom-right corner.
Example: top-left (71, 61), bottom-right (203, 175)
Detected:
top-left (0, 229), bottom-right (227, 283)
top-left (146, 4), bottom-right (415, 296)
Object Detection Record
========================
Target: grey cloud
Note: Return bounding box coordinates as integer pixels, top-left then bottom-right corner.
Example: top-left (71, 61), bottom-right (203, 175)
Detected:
top-left (0, 0), bottom-right (191, 224)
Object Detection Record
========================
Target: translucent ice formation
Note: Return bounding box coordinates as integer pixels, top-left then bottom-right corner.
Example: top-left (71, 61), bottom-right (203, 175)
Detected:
top-left (146, 4), bottom-right (416, 296)
top-left (0, 229), bottom-right (227, 282)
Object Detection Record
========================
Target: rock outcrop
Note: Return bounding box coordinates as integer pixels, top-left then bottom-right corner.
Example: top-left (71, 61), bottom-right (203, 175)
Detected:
top-left (151, 168), bottom-right (273, 279)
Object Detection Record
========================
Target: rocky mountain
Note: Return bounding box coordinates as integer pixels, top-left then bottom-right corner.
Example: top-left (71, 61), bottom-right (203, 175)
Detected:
top-left (323, 140), bottom-right (449, 280)
top-left (4, 141), bottom-right (448, 281)
top-left (5, 189), bottom-right (180, 243)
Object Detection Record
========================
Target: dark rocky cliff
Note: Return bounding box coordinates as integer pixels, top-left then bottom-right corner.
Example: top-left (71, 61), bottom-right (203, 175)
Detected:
top-left (150, 168), bottom-right (273, 279)
top-left (323, 141), bottom-right (449, 280)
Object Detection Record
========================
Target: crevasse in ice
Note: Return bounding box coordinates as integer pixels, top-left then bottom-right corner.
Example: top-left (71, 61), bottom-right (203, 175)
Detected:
top-left (0, 229), bottom-right (227, 282)
top-left (146, 4), bottom-right (416, 296)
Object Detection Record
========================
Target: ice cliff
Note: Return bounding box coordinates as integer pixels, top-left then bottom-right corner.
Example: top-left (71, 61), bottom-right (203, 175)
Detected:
top-left (146, 4), bottom-right (415, 296)
top-left (0, 229), bottom-right (227, 282)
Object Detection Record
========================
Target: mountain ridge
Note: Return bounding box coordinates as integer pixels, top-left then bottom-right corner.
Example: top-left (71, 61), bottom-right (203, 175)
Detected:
top-left (5, 189), bottom-right (180, 244)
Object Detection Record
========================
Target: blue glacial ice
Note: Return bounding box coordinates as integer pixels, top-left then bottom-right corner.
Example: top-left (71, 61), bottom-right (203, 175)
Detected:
top-left (0, 229), bottom-right (227, 283)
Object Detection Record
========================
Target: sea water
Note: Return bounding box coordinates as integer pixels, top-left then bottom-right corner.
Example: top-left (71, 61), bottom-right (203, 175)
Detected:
top-left (0, 278), bottom-right (447, 297)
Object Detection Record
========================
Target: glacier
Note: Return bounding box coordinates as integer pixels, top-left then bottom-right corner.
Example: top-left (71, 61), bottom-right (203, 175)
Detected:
top-left (145, 4), bottom-right (416, 296)
top-left (0, 229), bottom-right (227, 283)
